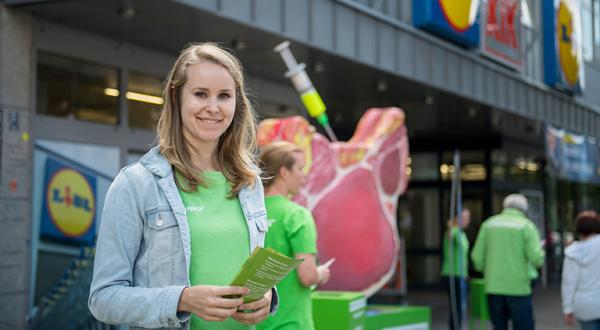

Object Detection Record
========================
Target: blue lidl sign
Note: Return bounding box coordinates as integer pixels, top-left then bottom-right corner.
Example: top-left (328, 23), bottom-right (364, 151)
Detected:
top-left (543, 0), bottom-right (584, 93)
top-left (413, 0), bottom-right (481, 48)
top-left (41, 157), bottom-right (97, 244)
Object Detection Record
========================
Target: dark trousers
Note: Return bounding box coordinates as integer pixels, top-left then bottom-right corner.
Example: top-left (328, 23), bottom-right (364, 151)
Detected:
top-left (487, 294), bottom-right (534, 330)
top-left (579, 319), bottom-right (600, 330)
top-left (444, 276), bottom-right (467, 330)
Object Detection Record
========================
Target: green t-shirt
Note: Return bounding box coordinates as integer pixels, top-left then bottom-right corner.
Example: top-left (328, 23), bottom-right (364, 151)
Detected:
top-left (256, 195), bottom-right (317, 330)
top-left (441, 227), bottom-right (470, 278)
top-left (178, 171), bottom-right (250, 330)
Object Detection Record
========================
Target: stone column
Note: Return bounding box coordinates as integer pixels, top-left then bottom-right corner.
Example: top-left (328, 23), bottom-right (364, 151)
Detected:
top-left (0, 3), bottom-right (33, 330)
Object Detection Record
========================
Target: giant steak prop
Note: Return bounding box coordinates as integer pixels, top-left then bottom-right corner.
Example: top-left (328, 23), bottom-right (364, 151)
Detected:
top-left (258, 107), bottom-right (409, 296)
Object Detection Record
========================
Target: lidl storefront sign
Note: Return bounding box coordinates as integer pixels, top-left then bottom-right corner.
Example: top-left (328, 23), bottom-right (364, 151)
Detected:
top-left (413, 0), bottom-right (480, 48)
top-left (41, 157), bottom-right (96, 244)
top-left (543, 0), bottom-right (584, 92)
top-left (482, 0), bottom-right (523, 70)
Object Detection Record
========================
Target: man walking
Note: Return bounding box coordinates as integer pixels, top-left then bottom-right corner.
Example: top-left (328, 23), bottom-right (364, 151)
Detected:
top-left (471, 194), bottom-right (545, 330)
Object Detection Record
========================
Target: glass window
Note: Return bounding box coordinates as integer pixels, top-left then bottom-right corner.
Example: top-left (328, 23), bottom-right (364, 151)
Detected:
top-left (409, 152), bottom-right (438, 181)
top-left (582, 0), bottom-right (595, 62)
top-left (37, 52), bottom-right (119, 124)
top-left (522, 0), bottom-right (535, 28)
top-left (399, 188), bottom-right (441, 284)
top-left (594, 0), bottom-right (600, 59)
top-left (441, 151), bottom-right (486, 181)
top-left (126, 151), bottom-right (146, 165)
top-left (492, 149), bottom-right (508, 180)
top-left (127, 72), bottom-right (164, 130)
top-left (507, 154), bottom-right (542, 183)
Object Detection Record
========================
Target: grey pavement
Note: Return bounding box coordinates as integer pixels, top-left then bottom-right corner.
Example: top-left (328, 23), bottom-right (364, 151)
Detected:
top-left (403, 285), bottom-right (572, 330)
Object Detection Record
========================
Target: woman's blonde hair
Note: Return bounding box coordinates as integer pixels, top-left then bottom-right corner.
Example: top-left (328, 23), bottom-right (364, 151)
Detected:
top-left (157, 42), bottom-right (258, 196)
top-left (259, 141), bottom-right (303, 188)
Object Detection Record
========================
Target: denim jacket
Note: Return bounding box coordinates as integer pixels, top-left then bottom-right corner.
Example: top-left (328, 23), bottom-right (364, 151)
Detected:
top-left (88, 147), bottom-right (276, 329)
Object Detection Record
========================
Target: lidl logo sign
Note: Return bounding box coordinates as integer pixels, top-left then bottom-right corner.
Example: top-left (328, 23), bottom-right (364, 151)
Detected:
top-left (414, 0), bottom-right (480, 48)
top-left (439, 0), bottom-right (478, 32)
top-left (41, 157), bottom-right (96, 243)
top-left (557, 1), bottom-right (579, 86)
top-left (543, 0), bottom-right (583, 92)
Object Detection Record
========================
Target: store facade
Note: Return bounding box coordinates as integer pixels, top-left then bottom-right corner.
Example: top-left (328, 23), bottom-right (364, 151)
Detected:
top-left (1, 0), bottom-right (600, 327)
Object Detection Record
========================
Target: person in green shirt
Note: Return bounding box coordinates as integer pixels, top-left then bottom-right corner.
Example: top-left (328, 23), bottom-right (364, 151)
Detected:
top-left (471, 194), bottom-right (545, 330)
top-left (89, 43), bottom-right (276, 330)
top-left (441, 208), bottom-right (471, 330)
top-left (257, 141), bottom-right (332, 330)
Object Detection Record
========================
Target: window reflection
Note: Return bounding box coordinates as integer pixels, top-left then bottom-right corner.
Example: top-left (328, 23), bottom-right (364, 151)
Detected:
top-left (127, 72), bottom-right (164, 130)
top-left (37, 52), bottom-right (119, 124)
top-left (440, 151), bottom-right (487, 181)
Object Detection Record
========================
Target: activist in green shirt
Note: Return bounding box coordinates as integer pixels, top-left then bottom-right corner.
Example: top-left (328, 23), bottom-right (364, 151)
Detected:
top-left (179, 171), bottom-right (252, 330)
top-left (442, 209), bottom-right (471, 278)
top-left (471, 194), bottom-right (544, 330)
top-left (441, 209), bottom-right (471, 330)
top-left (257, 141), bottom-right (332, 330)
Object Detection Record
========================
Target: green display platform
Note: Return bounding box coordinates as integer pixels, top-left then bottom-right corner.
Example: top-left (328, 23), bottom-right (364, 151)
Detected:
top-left (364, 305), bottom-right (431, 330)
top-left (312, 291), bottom-right (366, 330)
top-left (469, 278), bottom-right (490, 330)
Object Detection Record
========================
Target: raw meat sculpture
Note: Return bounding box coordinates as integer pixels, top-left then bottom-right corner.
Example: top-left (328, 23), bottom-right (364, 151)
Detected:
top-left (258, 107), bottom-right (409, 296)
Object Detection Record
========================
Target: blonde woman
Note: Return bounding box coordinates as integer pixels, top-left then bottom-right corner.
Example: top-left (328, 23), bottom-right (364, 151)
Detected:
top-left (256, 141), bottom-right (330, 330)
top-left (89, 43), bottom-right (276, 329)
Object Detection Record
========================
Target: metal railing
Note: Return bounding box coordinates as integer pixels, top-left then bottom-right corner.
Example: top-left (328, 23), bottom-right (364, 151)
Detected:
top-left (31, 246), bottom-right (113, 330)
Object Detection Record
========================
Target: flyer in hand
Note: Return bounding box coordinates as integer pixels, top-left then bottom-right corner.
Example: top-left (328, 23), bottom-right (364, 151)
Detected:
top-left (230, 247), bottom-right (303, 303)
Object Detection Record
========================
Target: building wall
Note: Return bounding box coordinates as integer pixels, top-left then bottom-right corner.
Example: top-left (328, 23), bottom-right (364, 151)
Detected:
top-left (582, 64), bottom-right (600, 108)
top-left (0, 4), bottom-right (32, 329)
top-left (176, 0), bottom-right (600, 137)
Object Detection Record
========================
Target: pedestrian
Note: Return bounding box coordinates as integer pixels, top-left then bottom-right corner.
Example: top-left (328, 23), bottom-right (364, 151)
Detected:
top-left (441, 208), bottom-right (471, 330)
top-left (256, 141), bottom-right (331, 330)
top-left (88, 42), bottom-right (276, 329)
top-left (562, 211), bottom-right (600, 329)
top-left (471, 194), bottom-right (545, 330)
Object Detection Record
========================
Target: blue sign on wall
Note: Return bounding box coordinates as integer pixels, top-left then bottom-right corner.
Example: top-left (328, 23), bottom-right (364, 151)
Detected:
top-left (543, 0), bottom-right (584, 93)
top-left (41, 157), bottom-right (97, 244)
top-left (413, 0), bottom-right (481, 48)
top-left (546, 125), bottom-right (599, 184)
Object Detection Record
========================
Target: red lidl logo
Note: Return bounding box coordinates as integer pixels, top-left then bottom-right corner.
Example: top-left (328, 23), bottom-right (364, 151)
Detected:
top-left (46, 167), bottom-right (95, 238)
top-left (486, 0), bottom-right (519, 48)
top-left (557, 0), bottom-right (580, 86)
top-left (439, 0), bottom-right (479, 32)
top-left (483, 0), bottom-right (522, 69)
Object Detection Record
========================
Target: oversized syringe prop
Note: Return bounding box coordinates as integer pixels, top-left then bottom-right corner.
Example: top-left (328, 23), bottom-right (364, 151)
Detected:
top-left (274, 41), bottom-right (338, 142)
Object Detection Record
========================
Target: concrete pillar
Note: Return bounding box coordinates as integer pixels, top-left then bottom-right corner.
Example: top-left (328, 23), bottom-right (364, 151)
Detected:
top-left (0, 3), bottom-right (33, 329)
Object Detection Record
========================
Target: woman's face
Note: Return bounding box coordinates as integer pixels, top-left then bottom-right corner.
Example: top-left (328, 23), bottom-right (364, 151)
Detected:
top-left (284, 151), bottom-right (306, 196)
top-left (180, 61), bottom-right (236, 154)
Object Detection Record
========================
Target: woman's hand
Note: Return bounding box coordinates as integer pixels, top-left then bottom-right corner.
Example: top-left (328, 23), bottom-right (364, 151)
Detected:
top-left (231, 289), bottom-right (272, 324)
top-left (177, 285), bottom-right (248, 322)
top-left (564, 313), bottom-right (575, 325)
top-left (317, 264), bottom-right (331, 285)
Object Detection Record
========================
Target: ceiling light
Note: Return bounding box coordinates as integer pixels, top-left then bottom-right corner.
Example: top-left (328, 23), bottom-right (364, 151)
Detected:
top-left (313, 61), bottom-right (325, 73)
top-left (118, 3), bottom-right (136, 20)
top-left (376, 80), bottom-right (387, 93)
top-left (424, 95), bottom-right (435, 105)
top-left (104, 88), bottom-right (164, 105)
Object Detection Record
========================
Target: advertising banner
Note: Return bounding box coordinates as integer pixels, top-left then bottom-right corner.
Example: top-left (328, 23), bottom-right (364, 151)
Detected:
top-left (545, 124), bottom-right (599, 183)
top-left (40, 156), bottom-right (97, 244)
top-left (413, 0), bottom-right (481, 48)
top-left (543, 0), bottom-right (584, 93)
top-left (481, 0), bottom-right (523, 70)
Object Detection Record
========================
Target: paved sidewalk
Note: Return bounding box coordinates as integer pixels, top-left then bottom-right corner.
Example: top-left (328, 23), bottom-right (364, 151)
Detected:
top-left (403, 285), bottom-right (571, 329)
